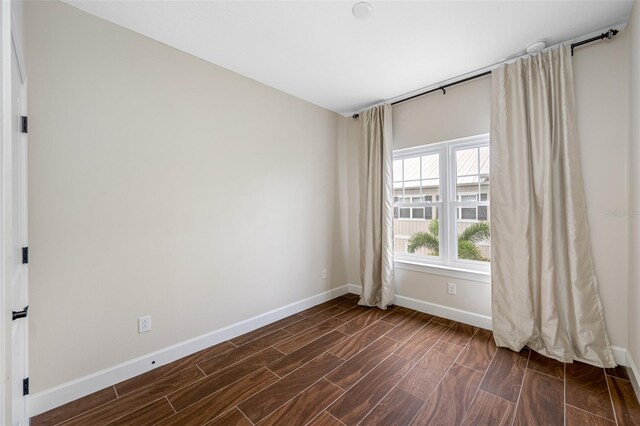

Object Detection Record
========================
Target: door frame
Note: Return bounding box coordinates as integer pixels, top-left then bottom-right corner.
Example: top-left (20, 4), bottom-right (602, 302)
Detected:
top-left (1, 0), bottom-right (28, 423)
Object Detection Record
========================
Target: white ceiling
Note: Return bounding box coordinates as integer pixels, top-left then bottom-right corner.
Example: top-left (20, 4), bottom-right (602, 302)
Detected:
top-left (63, 0), bottom-right (633, 115)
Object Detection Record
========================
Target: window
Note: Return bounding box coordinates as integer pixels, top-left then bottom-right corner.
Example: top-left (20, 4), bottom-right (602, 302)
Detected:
top-left (393, 134), bottom-right (490, 272)
top-left (457, 193), bottom-right (488, 220)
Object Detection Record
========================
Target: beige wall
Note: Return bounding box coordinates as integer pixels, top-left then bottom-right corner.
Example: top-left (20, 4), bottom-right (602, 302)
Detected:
top-left (26, 1), bottom-right (346, 393)
top-left (628, 0), bottom-right (640, 373)
top-left (347, 30), bottom-right (630, 347)
top-left (574, 28), bottom-right (629, 352)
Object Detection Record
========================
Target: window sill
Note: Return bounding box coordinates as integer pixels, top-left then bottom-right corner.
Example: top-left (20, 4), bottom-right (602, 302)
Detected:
top-left (394, 259), bottom-right (491, 284)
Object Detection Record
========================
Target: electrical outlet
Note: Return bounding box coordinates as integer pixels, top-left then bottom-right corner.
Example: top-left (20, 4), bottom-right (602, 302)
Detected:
top-left (447, 283), bottom-right (457, 295)
top-left (138, 315), bottom-right (151, 333)
top-left (321, 268), bottom-right (328, 279)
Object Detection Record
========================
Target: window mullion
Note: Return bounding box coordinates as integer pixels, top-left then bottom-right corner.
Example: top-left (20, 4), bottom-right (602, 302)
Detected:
top-left (440, 145), bottom-right (451, 266)
top-left (447, 143), bottom-right (457, 266)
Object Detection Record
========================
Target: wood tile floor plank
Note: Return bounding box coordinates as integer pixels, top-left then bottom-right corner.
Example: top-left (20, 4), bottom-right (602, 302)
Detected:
top-left (411, 363), bottom-right (483, 426)
top-left (284, 306), bottom-right (345, 335)
top-left (440, 322), bottom-right (477, 347)
top-left (384, 312), bottom-right (432, 343)
top-left (307, 411), bottom-right (344, 426)
top-left (113, 341), bottom-right (234, 396)
top-left (456, 328), bottom-right (497, 373)
top-left (60, 366), bottom-right (205, 426)
top-left (566, 361), bottom-right (615, 420)
top-left (258, 379), bottom-right (343, 426)
top-left (379, 306), bottom-right (418, 325)
top-left (334, 305), bottom-right (369, 323)
top-left (268, 330), bottom-right (346, 377)
top-left (298, 299), bottom-right (345, 317)
top-left (359, 387), bottom-right (424, 426)
top-left (461, 390), bottom-right (516, 426)
top-left (337, 309), bottom-right (389, 335)
top-left (230, 314), bottom-right (304, 346)
top-left (566, 405), bottom-right (617, 426)
top-left (326, 336), bottom-right (401, 391)
top-left (394, 321), bottom-right (449, 362)
top-left (607, 375), bottom-right (640, 425)
top-left (199, 329), bottom-right (291, 375)
top-left (513, 369), bottom-right (564, 426)
top-left (527, 350), bottom-right (565, 379)
top-left (31, 386), bottom-right (118, 426)
top-left (479, 347), bottom-right (529, 403)
top-left (605, 365), bottom-right (631, 381)
top-left (327, 354), bottom-right (413, 426)
top-left (335, 300), bottom-right (359, 311)
top-left (169, 347), bottom-right (283, 412)
top-left (239, 352), bottom-right (344, 423)
top-left (330, 321), bottom-right (394, 360)
top-left (156, 368), bottom-right (278, 426)
top-left (397, 340), bottom-right (463, 401)
top-left (105, 398), bottom-right (174, 426)
top-left (275, 318), bottom-right (343, 354)
top-left (205, 409), bottom-right (252, 426)
top-left (432, 316), bottom-right (455, 326)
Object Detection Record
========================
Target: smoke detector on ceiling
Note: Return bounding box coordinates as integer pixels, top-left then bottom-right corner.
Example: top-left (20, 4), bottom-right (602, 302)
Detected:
top-left (352, 2), bottom-right (373, 19)
top-left (526, 41), bottom-right (547, 54)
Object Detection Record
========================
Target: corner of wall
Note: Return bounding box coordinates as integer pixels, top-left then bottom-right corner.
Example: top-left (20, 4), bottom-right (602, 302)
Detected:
top-left (628, 0), bottom-right (640, 394)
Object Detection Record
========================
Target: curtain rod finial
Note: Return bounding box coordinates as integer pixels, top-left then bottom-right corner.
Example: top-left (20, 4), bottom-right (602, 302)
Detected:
top-left (352, 113), bottom-right (360, 119)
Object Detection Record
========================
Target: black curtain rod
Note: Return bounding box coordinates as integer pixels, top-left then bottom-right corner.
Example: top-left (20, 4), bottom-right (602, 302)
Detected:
top-left (570, 28), bottom-right (618, 56)
top-left (391, 70), bottom-right (492, 107)
top-left (352, 28), bottom-right (619, 119)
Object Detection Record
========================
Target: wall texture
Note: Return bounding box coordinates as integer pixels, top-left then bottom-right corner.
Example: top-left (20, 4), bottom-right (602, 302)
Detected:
top-left (347, 30), bottom-right (630, 349)
top-left (628, 0), bottom-right (639, 373)
top-left (26, 0), bottom-right (345, 393)
top-left (573, 28), bottom-right (630, 351)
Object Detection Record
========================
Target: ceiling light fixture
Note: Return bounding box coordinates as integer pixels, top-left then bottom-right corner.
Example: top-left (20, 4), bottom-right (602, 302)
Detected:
top-left (526, 41), bottom-right (546, 54)
top-left (352, 2), bottom-right (373, 19)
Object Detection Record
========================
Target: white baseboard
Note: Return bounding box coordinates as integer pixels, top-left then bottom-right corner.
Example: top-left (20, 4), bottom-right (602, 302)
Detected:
top-left (29, 285), bottom-right (351, 417)
top-left (346, 283), bottom-right (492, 330)
top-left (627, 351), bottom-right (640, 404)
top-left (346, 283), bottom-right (630, 367)
top-left (612, 346), bottom-right (629, 367)
top-left (395, 294), bottom-right (493, 330)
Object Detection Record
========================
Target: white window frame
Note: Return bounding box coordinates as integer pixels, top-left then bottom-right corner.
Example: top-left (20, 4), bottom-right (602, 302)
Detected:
top-left (393, 134), bottom-right (490, 276)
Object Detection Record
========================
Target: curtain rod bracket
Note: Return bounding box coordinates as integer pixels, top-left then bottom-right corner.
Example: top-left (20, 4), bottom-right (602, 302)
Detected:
top-left (440, 87), bottom-right (446, 95)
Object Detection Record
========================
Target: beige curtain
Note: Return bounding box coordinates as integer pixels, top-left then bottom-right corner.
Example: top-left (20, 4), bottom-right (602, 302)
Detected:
top-left (491, 46), bottom-right (615, 367)
top-left (359, 104), bottom-right (395, 309)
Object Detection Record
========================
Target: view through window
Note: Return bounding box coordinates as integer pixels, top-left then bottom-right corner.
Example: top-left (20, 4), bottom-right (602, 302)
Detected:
top-left (393, 135), bottom-right (490, 270)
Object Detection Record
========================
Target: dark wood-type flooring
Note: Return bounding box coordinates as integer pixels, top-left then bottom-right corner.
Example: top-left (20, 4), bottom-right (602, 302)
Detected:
top-left (32, 293), bottom-right (640, 425)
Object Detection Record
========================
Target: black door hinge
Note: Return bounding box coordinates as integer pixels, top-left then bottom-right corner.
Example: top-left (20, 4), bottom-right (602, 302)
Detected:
top-left (21, 116), bottom-right (28, 134)
top-left (22, 247), bottom-right (28, 264)
top-left (12, 306), bottom-right (28, 321)
top-left (23, 378), bottom-right (29, 396)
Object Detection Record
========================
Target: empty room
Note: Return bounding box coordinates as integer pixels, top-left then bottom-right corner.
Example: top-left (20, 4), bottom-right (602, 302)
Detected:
top-left (2, 0), bottom-right (640, 424)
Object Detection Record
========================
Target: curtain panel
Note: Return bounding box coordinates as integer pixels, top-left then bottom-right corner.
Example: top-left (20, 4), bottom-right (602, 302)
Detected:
top-left (358, 104), bottom-right (395, 309)
top-left (490, 46), bottom-right (615, 367)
